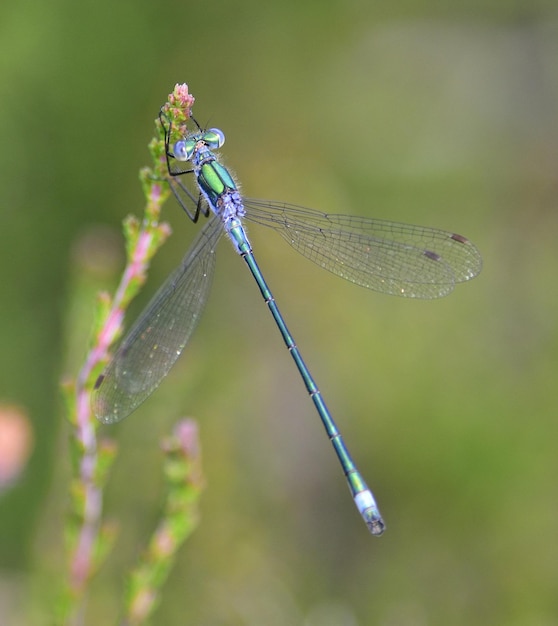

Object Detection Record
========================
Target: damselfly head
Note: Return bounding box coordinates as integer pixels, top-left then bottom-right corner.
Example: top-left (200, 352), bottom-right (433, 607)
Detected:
top-left (172, 128), bottom-right (225, 162)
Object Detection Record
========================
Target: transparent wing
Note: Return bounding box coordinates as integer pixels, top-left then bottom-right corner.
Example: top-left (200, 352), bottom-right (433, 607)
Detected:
top-left (243, 200), bottom-right (482, 298)
top-left (93, 216), bottom-right (223, 423)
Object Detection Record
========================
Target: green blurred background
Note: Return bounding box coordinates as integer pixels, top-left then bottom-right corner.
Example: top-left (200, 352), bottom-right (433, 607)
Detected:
top-left (1, 0), bottom-right (558, 623)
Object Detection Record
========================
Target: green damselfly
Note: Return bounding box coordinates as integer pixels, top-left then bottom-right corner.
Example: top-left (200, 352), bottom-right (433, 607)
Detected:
top-left (93, 104), bottom-right (482, 534)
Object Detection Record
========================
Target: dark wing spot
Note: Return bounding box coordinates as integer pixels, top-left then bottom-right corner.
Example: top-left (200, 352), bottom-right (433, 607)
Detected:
top-left (424, 249), bottom-right (441, 261)
top-left (450, 233), bottom-right (468, 244)
top-left (94, 373), bottom-right (105, 390)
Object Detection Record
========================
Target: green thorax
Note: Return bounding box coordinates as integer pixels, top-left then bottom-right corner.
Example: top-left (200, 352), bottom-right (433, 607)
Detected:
top-left (198, 159), bottom-right (237, 206)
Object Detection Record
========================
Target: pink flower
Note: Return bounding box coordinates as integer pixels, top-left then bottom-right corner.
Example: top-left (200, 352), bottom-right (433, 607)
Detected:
top-left (0, 405), bottom-right (33, 491)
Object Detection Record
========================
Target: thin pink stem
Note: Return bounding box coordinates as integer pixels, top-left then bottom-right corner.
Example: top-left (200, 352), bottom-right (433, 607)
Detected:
top-left (69, 181), bottom-right (169, 596)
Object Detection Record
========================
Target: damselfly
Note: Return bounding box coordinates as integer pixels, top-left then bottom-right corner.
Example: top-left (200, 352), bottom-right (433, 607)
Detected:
top-left (93, 107), bottom-right (482, 534)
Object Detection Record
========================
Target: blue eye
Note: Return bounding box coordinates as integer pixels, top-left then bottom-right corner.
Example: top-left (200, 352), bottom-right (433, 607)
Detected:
top-left (203, 128), bottom-right (225, 149)
top-left (173, 140), bottom-right (189, 161)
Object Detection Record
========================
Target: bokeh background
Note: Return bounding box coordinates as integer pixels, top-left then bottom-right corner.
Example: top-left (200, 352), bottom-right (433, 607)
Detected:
top-left (1, 0), bottom-right (557, 624)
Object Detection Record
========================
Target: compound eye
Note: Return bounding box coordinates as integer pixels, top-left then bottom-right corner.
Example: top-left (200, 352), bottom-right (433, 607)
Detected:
top-left (173, 138), bottom-right (196, 161)
top-left (173, 140), bottom-right (188, 161)
top-left (203, 128), bottom-right (225, 149)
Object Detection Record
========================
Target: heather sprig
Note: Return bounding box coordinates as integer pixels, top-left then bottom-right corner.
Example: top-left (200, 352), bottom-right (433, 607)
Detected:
top-left (59, 84), bottom-right (202, 625)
